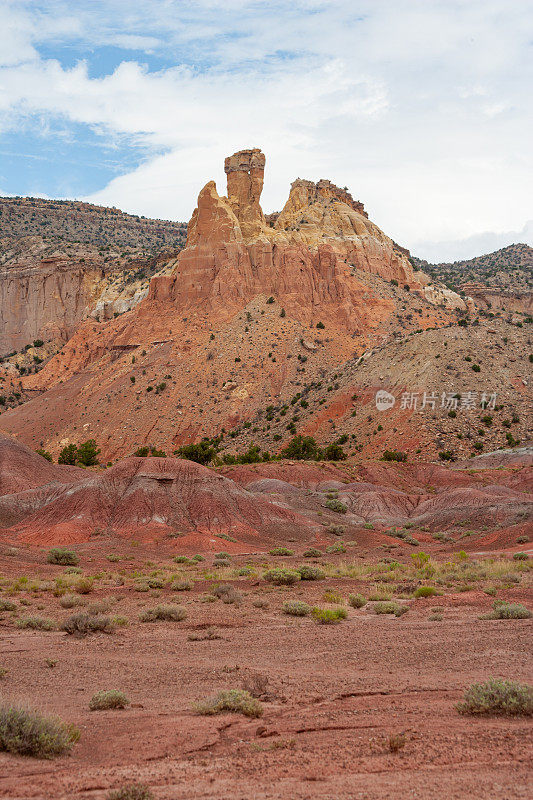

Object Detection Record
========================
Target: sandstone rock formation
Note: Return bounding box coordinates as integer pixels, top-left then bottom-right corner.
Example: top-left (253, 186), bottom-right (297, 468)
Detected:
top-left (148, 148), bottom-right (436, 328)
top-left (1, 149), bottom-right (471, 459)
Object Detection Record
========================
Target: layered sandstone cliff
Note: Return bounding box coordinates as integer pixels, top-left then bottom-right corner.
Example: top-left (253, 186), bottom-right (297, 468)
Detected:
top-left (3, 149), bottom-right (467, 459)
top-left (147, 148), bottom-right (431, 328)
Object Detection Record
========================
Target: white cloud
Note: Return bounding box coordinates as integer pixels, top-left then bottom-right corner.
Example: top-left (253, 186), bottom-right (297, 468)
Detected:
top-left (0, 0), bottom-right (532, 260)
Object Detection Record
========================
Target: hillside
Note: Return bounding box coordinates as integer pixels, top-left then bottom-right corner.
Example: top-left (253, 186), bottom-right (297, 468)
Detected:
top-left (0, 196), bottom-right (187, 255)
top-left (412, 243), bottom-right (533, 292)
top-left (0, 148), bottom-right (474, 460)
top-left (0, 197), bottom-right (187, 356)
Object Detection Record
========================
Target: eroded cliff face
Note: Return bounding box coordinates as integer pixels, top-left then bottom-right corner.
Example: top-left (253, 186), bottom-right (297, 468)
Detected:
top-left (5, 149), bottom-right (465, 459)
top-left (147, 148), bottom-right (434, 329)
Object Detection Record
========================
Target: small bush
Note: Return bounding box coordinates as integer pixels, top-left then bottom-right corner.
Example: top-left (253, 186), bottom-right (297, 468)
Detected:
top-left (173, 555), bottom-right (191, 564)
top-left (283, 600), bottom-right (311, 616)
top-left (89, 690), bottom-right (130, 711)
top-left (326, 542), bottom-right (346, 554)
top-left (297, 564), bottom-right (325, 581)
top-left (388, 732), bottom-right (406, 752)
top-left (413, 586), bottom-right (437, 598)
top-left (513, 552), bottom-right (528, 561)
top-left (457, 679), bottom-right (532, 716)
top-left (263, 568), bottom-right (300, 585)
top-left (325, 499), bottom-right (347, 514)
top-left (59, 593), bottom-right (83, 609)
top-left (0, 600), bottom-right (16, 611)
top-left (73, 576), bottom-right (94, 594)
top-left (381, 450), bottom-right (407, 463)
top-left (311, 607), bottom-right (347, 624)
top-left (374, 601), bottom-right (408, 617)
top-left (106, 784), bottom-right (153, 800)
top-left (16, 616), bottom-right (55, 631)
top-left (170, 579), bottom-right (192, 591)
top-left (62, 613), bottom-right (115, 636)
top-left (0, 705), bottom-right (80, 758)
top-left (483, 601), bottom-right (531, 620)
top-left (47, 548), bottom-right (79, 566)
top-left (303, 548), bottom-right (322, 557)
top-left (139, 604), bottom-right (186, 622)
top-left (194, 689), bottom-right (263, 718)
top-left (348, 593), bottom-right (367, 608)
top-left (213, 584), bottom-right (242, 604)
top-left (269, 547), bottom-right (294, 556)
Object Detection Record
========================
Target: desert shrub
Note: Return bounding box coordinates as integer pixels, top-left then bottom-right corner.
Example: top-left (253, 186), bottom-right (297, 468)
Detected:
top-left (457, 679), bottom-right (532, 716)
top-left (381, 450), bottom-right (407, 462)
top-left (296, 564), bottom-right (325, 581)
top-left (213, 584), bottom-right (242, 604)
top-left (57, 443), bottom-right (78, 465)
top-left (516, 535), bottom-right (529, 544)
top-left (0, 600), bottom-right (16, 611)
top-left (269, 547), bottom-right (294, 556)
top-left (348, 593), bottom-right (367, 608)
top-left (47, 548), bottom-right (79, 566)
top-left (326, 524), bottom-right (346, 536)
top-left (428, 613), bottom-right (443, 621)
top-left (16, 616), bottom-right (55, 631)
top-left (214, 551), bottom-right (230, 559)
top-left (76, 439), bottom-right (101, 466)
top-left (194, 689), bottom-right (263, 718)
top-left (280, 435), bottom-right (320, 461)
top-left (303, 548), bottom-right (322, 557)
top-left (174, 441), bottom-right (217, 465)
top-left (72, 576), bottom-right (94, 594)
top-left (134, 582), bottom-right (149, 592)
top-left (283, 600), bottom-right (311, 617)
top-left (36, 448), bottom-right (53, 462)
top-left (0, 704), bottom-right (80, 758)
top-left (252, 598), bottom-right (268, 608)
top-left (213, 558), bottom-right (230, 567)
top-left (263, 568), bottom-right (300, 586)
top-left (170, 579), bottom-right (192, 591)
top-left (173, 555), bottom-right (191, 564)
top-left (62, 613), bottom-right (115, 636)
top-left (374, 601), bottom-right (408, 617)
top-left (106, 783), bottom-right (153, 800)
top-left (191, 554), bottom-right (205, 562)
top-left (483, 601), bottom-right (531, 619)
top-left (388, 732), bottom-right (406, 752)
top-left (413, 586), bottom-right (437, 598)
top-left (139, 604), bottom-right (186, 622)
top-left (237, 566), bottom-right (253, 576)
top-left (513, 552), bottom-right (528, 561)
top-left (326, 542), bottom-right (346, 553)
top-left (311, 607), bottom-right (347, 624)
top-left (324, 443), bottom-right (346, 461)
top-left (325, 499), bottom-right (347, 513)
top-left (89, 690), bottom-right (130, 711)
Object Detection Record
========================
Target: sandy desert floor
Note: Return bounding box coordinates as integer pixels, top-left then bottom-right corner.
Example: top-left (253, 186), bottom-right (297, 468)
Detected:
top-left (0, 542), bottom-right (531, 800)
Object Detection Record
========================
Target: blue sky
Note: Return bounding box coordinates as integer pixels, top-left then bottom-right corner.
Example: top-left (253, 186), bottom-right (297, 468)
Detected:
top-left (1, 0), bottom-right (532, 260)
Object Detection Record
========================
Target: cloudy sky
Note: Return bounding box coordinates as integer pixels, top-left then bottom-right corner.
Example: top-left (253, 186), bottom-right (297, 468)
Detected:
top-left (1, 0), bottom-right (532, 261)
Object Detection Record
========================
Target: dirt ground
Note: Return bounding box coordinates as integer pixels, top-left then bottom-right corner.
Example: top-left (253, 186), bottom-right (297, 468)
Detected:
top-left (0, 544), bottom-right (531, 800)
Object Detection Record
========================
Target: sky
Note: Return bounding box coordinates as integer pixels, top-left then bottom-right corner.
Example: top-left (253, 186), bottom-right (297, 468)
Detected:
top-left (0, 0), bottom-right (532, 261)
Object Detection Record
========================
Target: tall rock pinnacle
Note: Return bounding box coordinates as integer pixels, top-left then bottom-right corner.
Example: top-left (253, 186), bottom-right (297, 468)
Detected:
top-left (224, 148), bottom-right (266, 239)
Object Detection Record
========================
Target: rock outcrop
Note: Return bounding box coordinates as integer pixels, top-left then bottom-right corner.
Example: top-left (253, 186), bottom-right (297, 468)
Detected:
top-left (2, 149), bottom-right (470, 459)
top-left (148, 148), bottom-right (431, 328)
top-left (0, 197), bottom-right (187, 355)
